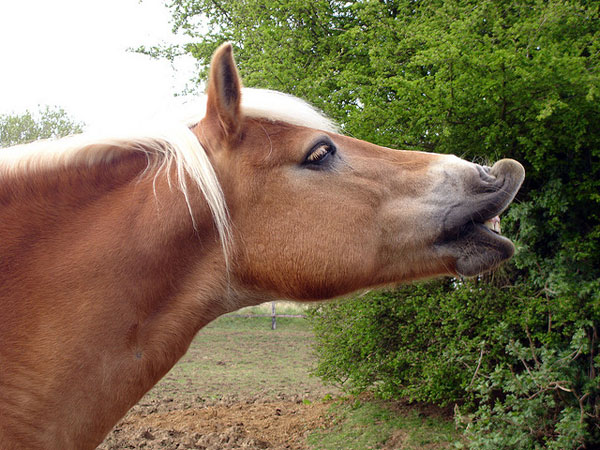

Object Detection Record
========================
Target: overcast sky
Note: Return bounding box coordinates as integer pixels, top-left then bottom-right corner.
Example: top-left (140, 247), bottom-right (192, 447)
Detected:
top-left (0, 0), bottom-right (200, 132)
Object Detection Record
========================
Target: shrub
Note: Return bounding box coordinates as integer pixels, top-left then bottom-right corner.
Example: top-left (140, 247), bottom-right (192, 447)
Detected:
top-left (308, 280), bottom-right (524, 406)
top-left (459, 329), bottom-right (599, 450)
top-left (308, 280), bottom-right (600, 448)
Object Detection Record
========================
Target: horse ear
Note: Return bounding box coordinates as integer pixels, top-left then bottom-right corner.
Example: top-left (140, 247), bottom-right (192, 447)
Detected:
top-left (205, 43), bottom-right (242, 143)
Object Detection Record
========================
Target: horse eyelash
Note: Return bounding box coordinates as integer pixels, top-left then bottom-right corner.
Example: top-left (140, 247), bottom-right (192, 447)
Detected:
top-left (306, 144), bottom-right (335, 164)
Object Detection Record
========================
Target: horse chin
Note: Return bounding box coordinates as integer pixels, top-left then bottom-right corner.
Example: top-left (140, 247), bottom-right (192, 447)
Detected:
top-left (441, 222), bottom-right (516, 277)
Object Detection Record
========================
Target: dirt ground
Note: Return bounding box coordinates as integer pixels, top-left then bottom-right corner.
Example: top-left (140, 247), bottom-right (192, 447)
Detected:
top-left (99, 394), bottom-right (332, 450)
top-left (98, 317), bottom-right (336, 449)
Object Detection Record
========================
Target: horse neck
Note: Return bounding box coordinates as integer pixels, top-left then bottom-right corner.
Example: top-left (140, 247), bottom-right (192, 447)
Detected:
top-left (0, 151), bottom-right (230, 449)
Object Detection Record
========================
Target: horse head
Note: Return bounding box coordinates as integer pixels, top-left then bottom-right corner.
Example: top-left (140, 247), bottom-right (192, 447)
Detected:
top-left (195, 43), bottom-right (524, 301)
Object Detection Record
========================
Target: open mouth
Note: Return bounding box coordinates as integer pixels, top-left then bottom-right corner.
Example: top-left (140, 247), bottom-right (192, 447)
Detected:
top-left (436, 159), bottom-right (525, 277)
top-left (447, 214), bottom-right (503, 241)
top-left (483, 216), bottom-right (501, 234)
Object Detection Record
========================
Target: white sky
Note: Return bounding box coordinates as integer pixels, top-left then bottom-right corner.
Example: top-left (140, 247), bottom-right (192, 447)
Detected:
top-left (0, 0), bottom-right (200, 132)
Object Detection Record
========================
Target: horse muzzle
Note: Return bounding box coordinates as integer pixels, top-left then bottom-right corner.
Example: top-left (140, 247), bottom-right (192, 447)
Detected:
top-left (435, 158), bottom-right (525, 277)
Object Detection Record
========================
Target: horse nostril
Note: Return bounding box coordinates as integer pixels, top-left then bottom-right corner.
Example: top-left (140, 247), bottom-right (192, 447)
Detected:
top-left (476, 164), bottom-right (495, 182)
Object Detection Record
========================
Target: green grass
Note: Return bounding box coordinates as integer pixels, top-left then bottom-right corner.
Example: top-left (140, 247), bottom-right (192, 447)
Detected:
top-left (308, 397), bottom-right (460, 450)
top-left (149, 315), bottom-right (332, 401)
top-left (231, 300), bottom-right (310, 316)
top-left (212, 314), bottom-right (312, 331)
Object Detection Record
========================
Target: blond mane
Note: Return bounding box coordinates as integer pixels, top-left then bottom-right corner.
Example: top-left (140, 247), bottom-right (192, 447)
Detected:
top-left (0, 88), bottom-right (338, 260)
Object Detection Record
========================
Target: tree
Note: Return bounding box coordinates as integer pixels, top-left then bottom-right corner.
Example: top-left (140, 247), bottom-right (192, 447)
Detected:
top-left (0, 106), bottom-right (84, 147)
top-left (145, 0), bottom-right (600, 294)
top-left (150, 1), bottom-right (599, 447)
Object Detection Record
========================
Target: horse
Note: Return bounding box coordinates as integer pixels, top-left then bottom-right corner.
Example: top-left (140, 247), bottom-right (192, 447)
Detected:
top-left (0, 43), bottom-right (524, 449)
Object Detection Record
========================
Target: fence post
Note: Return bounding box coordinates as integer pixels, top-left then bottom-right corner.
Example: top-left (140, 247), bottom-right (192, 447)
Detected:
top-left (271, 301), bottom-right (276, 330)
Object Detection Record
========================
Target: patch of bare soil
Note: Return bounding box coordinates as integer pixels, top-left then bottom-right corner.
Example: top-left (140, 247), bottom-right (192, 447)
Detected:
top-left (99, 394), bottom-right (332, 450)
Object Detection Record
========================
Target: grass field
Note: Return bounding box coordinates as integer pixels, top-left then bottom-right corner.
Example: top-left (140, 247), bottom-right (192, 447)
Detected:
top-left (101, 310), bottom-right (460, 450)
top-left (151, 314), bottom-right (333, 402)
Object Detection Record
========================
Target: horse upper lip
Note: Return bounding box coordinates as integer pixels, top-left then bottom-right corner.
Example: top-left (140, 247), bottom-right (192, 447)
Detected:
top-left (439, 159), bottom-right (524, 242)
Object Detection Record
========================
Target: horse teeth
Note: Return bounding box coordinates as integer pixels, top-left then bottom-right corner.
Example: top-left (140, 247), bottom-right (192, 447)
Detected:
top-left (483, 217), bottom-right (501, 234)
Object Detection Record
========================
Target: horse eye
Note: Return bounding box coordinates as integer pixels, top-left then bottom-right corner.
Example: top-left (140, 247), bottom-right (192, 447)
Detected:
top-left (305, 143), bottom-right (335, 166)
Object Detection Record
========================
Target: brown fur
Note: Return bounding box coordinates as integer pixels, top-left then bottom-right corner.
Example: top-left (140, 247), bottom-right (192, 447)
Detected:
top-left (0, 44), bottom-right (524, 449)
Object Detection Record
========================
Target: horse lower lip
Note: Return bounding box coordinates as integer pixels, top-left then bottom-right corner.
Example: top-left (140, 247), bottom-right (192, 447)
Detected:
top-left (438, 219), bottom-right (515, 276)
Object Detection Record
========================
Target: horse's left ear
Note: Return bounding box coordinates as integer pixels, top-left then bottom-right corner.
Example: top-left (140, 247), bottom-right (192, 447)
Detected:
top-left (205, 43), bottom-right (243, 143)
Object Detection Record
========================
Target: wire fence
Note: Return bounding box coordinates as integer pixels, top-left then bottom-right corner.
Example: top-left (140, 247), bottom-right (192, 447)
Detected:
top-left (229, 302), bottom-right (307, 330)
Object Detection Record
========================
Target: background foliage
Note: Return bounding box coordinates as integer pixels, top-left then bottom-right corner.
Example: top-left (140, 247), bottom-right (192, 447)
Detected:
top-left (0, 106), bottom-right (83, 148)
top-left (151, 0), bottom-right (599, 447)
